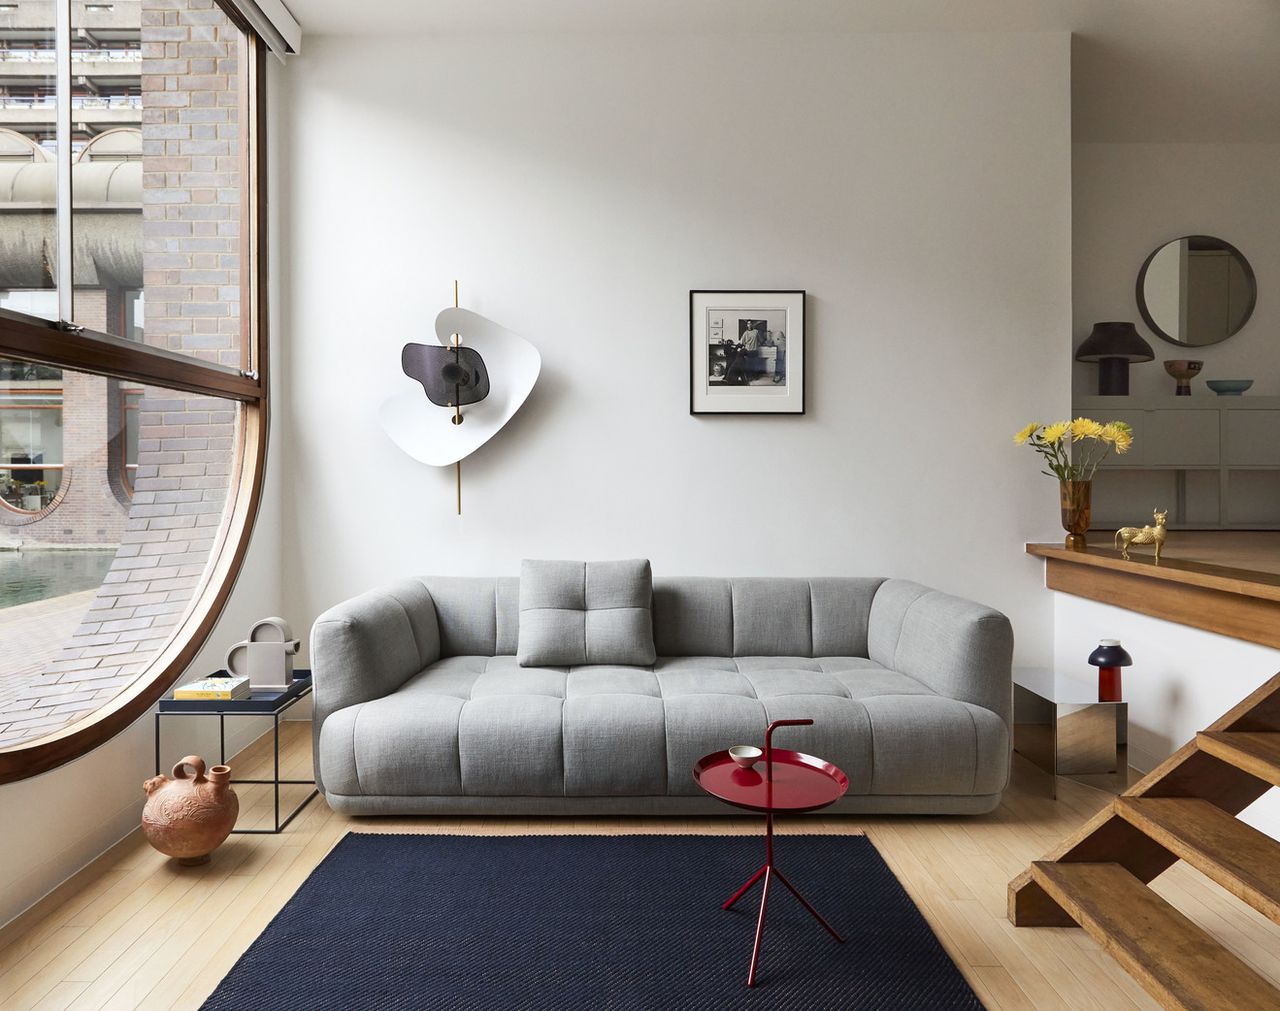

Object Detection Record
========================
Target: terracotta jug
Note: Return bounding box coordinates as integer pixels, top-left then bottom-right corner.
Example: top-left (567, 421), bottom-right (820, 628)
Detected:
top-left (142, 756), bottom-right (239, 865)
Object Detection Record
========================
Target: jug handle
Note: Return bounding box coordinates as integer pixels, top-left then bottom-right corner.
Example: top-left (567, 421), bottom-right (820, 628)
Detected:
top-left (172, 756), bottom-right (207, 782)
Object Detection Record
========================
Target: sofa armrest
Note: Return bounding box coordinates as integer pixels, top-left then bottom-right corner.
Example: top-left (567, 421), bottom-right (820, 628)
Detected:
top-left (868, 579), bottom-right (1013, 728)
top-left (310, 578), bottom-right (442, 729)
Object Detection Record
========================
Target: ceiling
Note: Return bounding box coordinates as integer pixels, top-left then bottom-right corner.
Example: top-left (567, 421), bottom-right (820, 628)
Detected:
top-left (281, 0), bottom-right (1280, 143)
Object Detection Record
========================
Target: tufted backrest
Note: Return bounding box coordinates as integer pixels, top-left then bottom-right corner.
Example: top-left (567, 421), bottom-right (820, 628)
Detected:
top-left (418, 575), bottom-right (885, 659)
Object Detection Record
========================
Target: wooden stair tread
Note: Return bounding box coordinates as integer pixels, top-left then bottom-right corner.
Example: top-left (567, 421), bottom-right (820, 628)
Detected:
top-left (1031, 861), bottom-right (1280, 1010)
top-left (1116, 797), bottom-right (1280, 923)
top-left (1197, 731), bottom-right (1280, 786)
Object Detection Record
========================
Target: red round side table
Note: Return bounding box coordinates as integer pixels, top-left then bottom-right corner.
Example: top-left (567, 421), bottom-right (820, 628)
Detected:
top-left (693, 718), bottom-right (849, 987)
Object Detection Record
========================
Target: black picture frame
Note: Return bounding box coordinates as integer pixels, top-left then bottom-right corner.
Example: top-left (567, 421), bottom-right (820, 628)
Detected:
top-left (689, 289), bottom-right (806, 415)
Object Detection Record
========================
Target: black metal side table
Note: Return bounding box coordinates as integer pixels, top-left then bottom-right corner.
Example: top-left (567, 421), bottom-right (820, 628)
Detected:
top-left (156, 670), bottom-right (318, 834)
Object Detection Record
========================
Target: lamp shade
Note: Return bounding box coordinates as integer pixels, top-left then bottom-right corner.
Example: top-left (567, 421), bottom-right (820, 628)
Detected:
top-left (1075, 322), bottom-right (1154, 363)
top-left (1087, 639), bottom-right (1133, 668)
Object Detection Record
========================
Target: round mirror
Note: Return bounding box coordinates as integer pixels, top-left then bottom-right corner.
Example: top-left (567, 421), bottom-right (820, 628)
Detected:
top-left (1136, 235), bottom-right (1256, 347)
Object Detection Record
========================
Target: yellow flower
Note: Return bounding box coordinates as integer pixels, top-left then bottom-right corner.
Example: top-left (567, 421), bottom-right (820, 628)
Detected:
top-left (1100, 421), bottom-right (1134, 453)
top-left (1070, 417), bottom-right (1105, 440)
top-left (1041, 421), bottom-right (1070, 445)
top-left (1013, 422), bottom-right (1040, 445)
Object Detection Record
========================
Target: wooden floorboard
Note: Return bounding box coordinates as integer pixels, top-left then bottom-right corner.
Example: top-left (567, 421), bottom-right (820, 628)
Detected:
top-left (1, 723), bottom-right (1277, 1010)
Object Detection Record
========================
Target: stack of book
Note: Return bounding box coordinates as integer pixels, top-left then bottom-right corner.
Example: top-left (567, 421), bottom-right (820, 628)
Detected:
top-left (172, 675), bottom-right (252, 701)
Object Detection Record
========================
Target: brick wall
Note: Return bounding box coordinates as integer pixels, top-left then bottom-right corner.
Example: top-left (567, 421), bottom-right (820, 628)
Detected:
top-left (140, 0), bottom-right (242, 368)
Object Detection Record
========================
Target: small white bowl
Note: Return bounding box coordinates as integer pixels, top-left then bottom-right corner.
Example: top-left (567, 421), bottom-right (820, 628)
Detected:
top-left (729, 745), bottom-right (763, 770)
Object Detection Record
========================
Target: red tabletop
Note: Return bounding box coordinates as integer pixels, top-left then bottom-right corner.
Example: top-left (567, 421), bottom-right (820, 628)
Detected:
top-left (693, 748), bottom-right (849, 814)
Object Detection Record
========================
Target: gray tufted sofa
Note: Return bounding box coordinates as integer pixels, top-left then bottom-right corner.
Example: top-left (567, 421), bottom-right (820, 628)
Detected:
top-left (310, 576), bottom-right (1014, 816)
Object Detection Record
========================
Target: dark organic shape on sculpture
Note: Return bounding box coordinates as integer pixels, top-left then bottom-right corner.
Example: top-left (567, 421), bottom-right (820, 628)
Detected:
top-left (402, 343), bottom-right (490, 408)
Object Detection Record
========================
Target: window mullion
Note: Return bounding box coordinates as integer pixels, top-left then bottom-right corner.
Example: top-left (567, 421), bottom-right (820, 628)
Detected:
top-left (0, 313), bottom-right (265, 403)
top-left (54, 0), bottom-right (72, 325)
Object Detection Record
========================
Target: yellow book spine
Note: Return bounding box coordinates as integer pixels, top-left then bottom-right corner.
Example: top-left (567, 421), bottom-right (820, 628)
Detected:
top-left (173, 690), bottom-right (241, 700)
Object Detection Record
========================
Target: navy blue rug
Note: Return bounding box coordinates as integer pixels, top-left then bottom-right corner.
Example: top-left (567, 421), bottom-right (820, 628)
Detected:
top-left (203, 833), bottom-right (980, 1010)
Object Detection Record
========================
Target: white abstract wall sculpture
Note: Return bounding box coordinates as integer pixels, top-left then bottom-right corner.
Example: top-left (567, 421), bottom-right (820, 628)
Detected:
top-left (378, 287), bottom-right (541, 513)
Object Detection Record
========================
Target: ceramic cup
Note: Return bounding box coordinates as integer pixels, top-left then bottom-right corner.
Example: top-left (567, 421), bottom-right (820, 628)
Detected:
top-left (729, 745), bottom-right (763, 769)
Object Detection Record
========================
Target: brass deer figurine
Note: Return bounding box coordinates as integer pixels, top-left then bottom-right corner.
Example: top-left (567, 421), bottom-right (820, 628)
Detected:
top-left (1115, 509), bottom-right (1168, 562)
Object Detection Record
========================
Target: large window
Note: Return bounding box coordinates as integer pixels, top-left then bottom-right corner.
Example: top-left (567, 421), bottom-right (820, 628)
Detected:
top-left (0, 0), bottom-right (267, 781)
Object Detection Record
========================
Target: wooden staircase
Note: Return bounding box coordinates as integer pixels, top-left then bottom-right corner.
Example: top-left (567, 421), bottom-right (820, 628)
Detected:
top-left (1009, 672), bottom-right (1280, 1009)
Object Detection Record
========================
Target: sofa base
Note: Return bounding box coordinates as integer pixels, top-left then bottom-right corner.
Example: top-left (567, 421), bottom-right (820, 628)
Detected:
top-left (320, 791), bottom-right (1003, 818)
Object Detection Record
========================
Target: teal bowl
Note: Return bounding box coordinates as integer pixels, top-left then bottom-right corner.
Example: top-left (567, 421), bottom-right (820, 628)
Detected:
top-left (1206, 379), bottom-right (1253, 396)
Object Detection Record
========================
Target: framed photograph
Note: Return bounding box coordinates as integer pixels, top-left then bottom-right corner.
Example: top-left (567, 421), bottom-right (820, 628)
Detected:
top-left (689, 290), bottom-right (805, 414)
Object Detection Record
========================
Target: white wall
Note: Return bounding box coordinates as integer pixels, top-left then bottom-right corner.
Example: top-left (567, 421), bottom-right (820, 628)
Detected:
top-left (1053, 593), bottom-right (1280, 837)
top-left (279, 31), bottom-right (1073, 660)
top-left (1072, 142), bottom-right (1280, 397)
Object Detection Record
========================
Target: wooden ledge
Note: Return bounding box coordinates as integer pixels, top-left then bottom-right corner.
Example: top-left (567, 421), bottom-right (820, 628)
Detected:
top-left (1026, 543), bottom-right (1280, 604)
top-left (1028, 542), bottom-right (1280, 649)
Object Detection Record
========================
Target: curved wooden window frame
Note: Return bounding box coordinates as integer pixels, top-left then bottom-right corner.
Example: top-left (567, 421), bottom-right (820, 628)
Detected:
top-left (0, 15), bottom-right (270, 785)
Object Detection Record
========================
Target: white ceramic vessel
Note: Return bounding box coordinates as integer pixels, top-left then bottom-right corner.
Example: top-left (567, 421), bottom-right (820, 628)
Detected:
top-left (729, 745), bottom-right (762, 770)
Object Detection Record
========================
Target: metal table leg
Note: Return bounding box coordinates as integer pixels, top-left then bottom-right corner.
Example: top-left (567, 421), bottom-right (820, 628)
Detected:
top-left (722, 811), bottom-right (844, 987)
top-left (231, 707), bottom-right (318, 834)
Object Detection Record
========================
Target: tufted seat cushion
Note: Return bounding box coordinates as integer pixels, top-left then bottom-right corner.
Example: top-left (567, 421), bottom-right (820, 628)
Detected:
top-left (318, 655), bottom-right (1009, 802)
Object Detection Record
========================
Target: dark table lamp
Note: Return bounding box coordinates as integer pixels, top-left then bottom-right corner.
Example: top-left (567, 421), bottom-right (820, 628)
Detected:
top-left (1075, 321), bottom-right (1153, 395)
top-left (1088, 638), bottom-right (1133, 702)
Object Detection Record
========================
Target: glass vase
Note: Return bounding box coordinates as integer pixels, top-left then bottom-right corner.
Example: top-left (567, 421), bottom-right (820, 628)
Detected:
top-left (1059, 479), bottom-right (1091, 551)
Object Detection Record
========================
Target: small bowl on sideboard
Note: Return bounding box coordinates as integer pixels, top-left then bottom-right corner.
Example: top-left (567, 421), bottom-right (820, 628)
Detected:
top-left (1206, 379), bottom-right (1254, 396)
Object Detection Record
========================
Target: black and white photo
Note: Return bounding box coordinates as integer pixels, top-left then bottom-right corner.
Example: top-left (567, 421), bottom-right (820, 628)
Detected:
top-left (690, 291), bottom-right (805, 414)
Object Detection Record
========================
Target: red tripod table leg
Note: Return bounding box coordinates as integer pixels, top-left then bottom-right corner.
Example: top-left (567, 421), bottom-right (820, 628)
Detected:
top-left (723, 864), bottom-right (767, 910)
top-left (729, 809), bottom-right (844, 986)
top-left (773, 867), bottom-right (845, 942)
top-left (747, 867), bottom-right (773, 987)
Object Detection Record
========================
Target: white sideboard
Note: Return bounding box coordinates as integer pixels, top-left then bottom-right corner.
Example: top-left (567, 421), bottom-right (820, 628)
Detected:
top-left (1074, 396), bottom-right (1280, 530)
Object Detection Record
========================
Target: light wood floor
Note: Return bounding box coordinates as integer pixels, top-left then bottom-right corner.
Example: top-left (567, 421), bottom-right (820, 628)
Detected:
top-left (1, 723), bottom-right (1277, 1010)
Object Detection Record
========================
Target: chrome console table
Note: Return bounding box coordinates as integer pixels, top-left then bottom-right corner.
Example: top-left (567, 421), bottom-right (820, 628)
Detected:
top-left (1013, 666), bottom-right (1128, 798)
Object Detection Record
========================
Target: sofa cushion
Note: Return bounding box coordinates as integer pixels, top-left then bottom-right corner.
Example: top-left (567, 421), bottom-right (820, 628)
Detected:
top-left (517, 559), bottom-right (656, 667)
top-left (318, 654), bottom-right (1003, 801)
